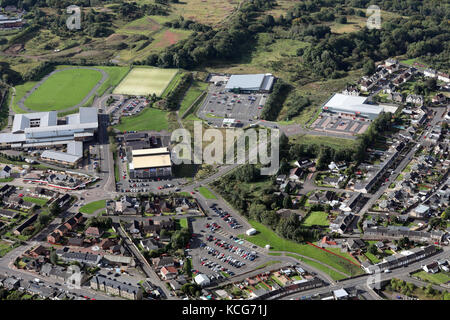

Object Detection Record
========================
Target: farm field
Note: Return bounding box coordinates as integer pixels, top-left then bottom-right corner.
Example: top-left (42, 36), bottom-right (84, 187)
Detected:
top-left (113, 67), bottom-right (179, 97)
top-left (114, 107), bottom-right (170, 132)
top-left (23, 68), bottom-right (103, 111)
top-left (79, 199), bottom-right (106, 215)
top-left (240, 219), bottom-right (364, 277)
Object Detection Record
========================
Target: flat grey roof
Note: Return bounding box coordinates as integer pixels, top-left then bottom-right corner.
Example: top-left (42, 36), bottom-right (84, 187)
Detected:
top-left (41, 150), bottom-right (81, 164)
top-left (225, 74), bottom-right (265, 90)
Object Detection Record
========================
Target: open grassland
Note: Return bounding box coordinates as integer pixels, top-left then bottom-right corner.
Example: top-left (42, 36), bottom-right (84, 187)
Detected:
top-left (80, 199), bottom-right (106, 215)
top-left (24, 68), bottom-right (102, 111)
top-left (285, 253), bottom-right (348, 281)
top-left (113, 67), bottom-right (178, 96)
top-left (240, 220), bottom-right (364, 277)
top-left (114, 107), bottom-right (170, 132)
top-left (171, 0), bottom-right (239, 26)
top-left (95, 66), bottom-right (130, 95)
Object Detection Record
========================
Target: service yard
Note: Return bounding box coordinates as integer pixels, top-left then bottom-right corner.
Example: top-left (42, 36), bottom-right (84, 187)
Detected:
top-left (310, 114), bottom-right (370, 136)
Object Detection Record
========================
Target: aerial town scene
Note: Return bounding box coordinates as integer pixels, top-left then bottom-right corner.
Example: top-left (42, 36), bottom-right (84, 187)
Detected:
top-left (0, 0), bottom-right (448, 309)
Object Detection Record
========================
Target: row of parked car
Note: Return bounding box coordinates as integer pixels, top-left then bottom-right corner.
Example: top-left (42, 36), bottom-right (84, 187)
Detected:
top-left (207, 235), bottom-right (256, 261)
top-left (210, 205), bottom-right (242, 229)
top-left (200, 257), bottom-right (236, 276)
top-left (203, 244), bottom-right (246, 268)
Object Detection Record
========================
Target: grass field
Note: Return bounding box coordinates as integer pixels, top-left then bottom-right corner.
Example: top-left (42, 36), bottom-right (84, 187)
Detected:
top-left (198, 186), bottom-right (217, 199)
top-left (290, 134), bottom-right (357, 151)
top-left (412, 271), bottom-right (450, 285)
top-left (285, 253), bottom-right (348, 281)
top-left (0, 240), bottom-right (12, 257)
top-left (23, 196), bottom-right (48, 206)
top-left (240, 220), bottom-right (363, 277)
top-left (79, 199), bottom-right (106, 215)
top-left (113, 67), bottom-right (178, 97)
top-left (179, 218), bottom-right (188, 229)
top-left (114, 107), bottom-right (170, 132)
top-left (179, 81), bottom-right (209, 116)
top-left (301, 211), bottom-right (330, 227)
top-left (24, 68), bottom-right (103, 111)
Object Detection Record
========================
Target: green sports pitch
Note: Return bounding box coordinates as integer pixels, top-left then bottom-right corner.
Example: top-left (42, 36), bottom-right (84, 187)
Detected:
top-left (24, 68), bottom-right (103, 111)
top-left (113, 67), bottom-right (178, 97)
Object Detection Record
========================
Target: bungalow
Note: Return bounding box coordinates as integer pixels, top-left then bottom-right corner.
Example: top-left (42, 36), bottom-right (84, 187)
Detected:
top-left (346, 238), bottom-right (366, 251)
top-left (289, 167), bottom-right (301, 182)
top-left (140, 238), bottom-right (159, 251)
top-left (422, 262), bottom-right (439, 274)
top-left (0, 165), bottom-right (12, 178)
top-left (160, 266), bottom-right (178, 280)
top-left (294, 159), bottom-right (315, 170)
top-left (328, 161), bottom-right (347, 173)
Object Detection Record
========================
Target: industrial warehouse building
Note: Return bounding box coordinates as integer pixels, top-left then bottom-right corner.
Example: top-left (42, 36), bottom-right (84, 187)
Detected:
top-left (225, 74), bottom-right (275, 93)
top-left (0, 108), bottom-right (98, 166)
top-left (129, 147), bottom-right (172, 179)
top-left (322, 93), bottom-right (384, 121)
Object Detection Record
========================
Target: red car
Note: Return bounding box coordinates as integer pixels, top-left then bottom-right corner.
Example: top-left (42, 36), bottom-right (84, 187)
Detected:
top-left (190, 191), bottom-right (195, 195)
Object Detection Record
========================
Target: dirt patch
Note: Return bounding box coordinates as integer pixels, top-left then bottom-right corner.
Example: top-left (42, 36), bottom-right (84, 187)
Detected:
top-left (106, 33), bottom-right (128, 42)
top-left (4, 43), bottom-right (24, 54)
top-left (154, 30), bottom-right (182, 48)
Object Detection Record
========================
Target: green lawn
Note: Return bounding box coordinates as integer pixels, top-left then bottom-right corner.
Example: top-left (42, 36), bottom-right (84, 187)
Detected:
top-left (95, 66), bottom-right (131, 96)
top-left (0, 177), bottom-right (14, 182)
top-left (23, 196), bottom-right (48, 206)
top-left (179, 218), bottom-right (188, 229)
top-left (179, 81), bottom-right (209, 116)
top-left (364, 252), bottom-right (381, 264)
top-left (255, 260), bottom-right (281, 270)
top-left (198, 186), bottom-right (217, 199)
top-left (285, 253), bottom-right (348, 281)
top-left (113, 67), bottom-right (179, 97)
top-left (24, 68), bottom-right (103, 111)
top-left (240, 220), bottom-right (363, 277)
top-left (12, 81), bottom-right (38, 113)
top-left (413, 271), bottom-right (450, 285)
top-left (301, 211), bottom-right (330, 227)
top-left (79, 199), bottom-right (106, 215)
top-left (114, 107), bottom-right (170, 132)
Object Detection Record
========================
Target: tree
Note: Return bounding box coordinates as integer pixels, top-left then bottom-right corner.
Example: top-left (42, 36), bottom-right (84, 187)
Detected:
top-left (441, 207), bottom-right (450, 220)
top-left (368, 244), bottom-right (378, 255)
top-left (282, 195), bottom-right (293, 209)
top-left (50, 250), bottom-right (58, 265)
top-left (363, 59), bottom-right (375, 76)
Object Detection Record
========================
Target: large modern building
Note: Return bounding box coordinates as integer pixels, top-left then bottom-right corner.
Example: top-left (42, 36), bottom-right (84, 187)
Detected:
top-left (322, 93), bottom-right (384, 121)
top-left (225, 74), bottom-right (275, 93)
top-left (0, 108), bottom-right (98, 166)
top-left (129, 147), bottom-right (172, 179)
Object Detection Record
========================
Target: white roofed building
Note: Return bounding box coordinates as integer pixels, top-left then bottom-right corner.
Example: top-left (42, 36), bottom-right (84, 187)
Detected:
top-left (0, 108), bottom-right (98, 167)
top-left (322, 93), bottom-right (384, 121)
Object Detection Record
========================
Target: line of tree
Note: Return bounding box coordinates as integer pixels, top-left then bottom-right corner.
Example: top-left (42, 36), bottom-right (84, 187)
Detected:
top-left (260, 79), bottom-right (292, 121)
